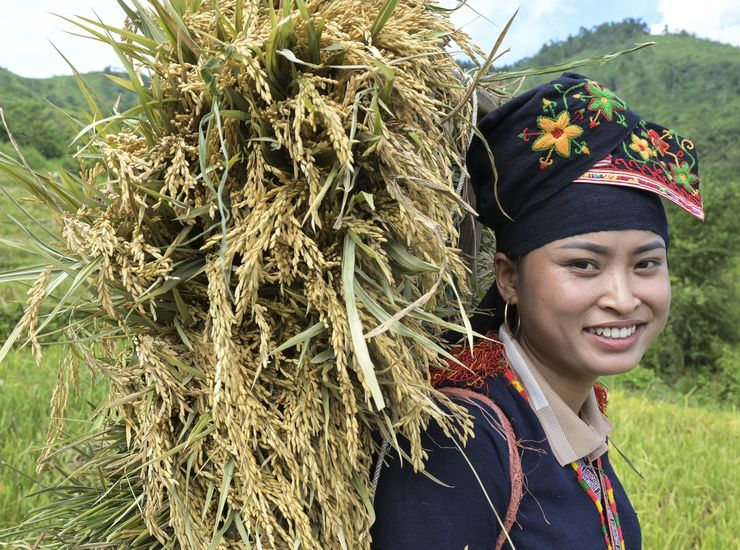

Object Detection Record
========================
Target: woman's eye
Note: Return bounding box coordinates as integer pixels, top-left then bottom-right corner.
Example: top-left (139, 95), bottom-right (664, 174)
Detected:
top-left (568, 260), bottom-right (598, 271)
top-left (636, 259), bottom-right (662, 270)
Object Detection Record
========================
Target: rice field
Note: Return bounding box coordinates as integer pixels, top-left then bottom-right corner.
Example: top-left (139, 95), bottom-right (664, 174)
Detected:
top-left (608, 390), bottom-right (739, 549)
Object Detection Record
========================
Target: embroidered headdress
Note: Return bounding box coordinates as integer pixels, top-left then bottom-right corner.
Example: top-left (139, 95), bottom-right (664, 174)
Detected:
top-left (466, 72), bottom-right (703, 257)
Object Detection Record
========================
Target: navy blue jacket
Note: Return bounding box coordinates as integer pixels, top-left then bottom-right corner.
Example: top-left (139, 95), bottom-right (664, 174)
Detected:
top-left (371, 373), bottom-right (641, 549)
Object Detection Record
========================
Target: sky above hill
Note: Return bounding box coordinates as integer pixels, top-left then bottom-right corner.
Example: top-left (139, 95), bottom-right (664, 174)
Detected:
top-left (0, 0), bottom-right (738, 78)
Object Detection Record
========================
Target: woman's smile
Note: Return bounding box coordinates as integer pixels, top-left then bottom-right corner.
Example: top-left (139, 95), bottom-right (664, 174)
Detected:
top-left (583, 322), bottom-right (645, 351)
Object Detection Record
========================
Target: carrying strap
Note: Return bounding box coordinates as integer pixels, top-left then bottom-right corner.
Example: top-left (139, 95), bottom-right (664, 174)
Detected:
top-left (438, 387), bottom-right (524, 550)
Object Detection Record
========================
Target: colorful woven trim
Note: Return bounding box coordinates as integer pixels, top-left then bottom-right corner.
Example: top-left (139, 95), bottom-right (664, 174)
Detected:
top-left (518, 79), bottom-right (629, 171)
top-left (571, 458), bottom-right (623, 550)
top-left (571, 457), bottom-right (626, 550)
top-left (573, 124), bottom-right (704, 220)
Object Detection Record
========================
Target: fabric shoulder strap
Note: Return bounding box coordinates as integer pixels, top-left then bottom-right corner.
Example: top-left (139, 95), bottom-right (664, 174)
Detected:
top-left (438, 386), bottom-right (523, 550)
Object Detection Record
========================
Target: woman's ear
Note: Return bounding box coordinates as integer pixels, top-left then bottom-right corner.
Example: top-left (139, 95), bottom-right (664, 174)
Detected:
top-left (494, 252), bottom-right (520, 305)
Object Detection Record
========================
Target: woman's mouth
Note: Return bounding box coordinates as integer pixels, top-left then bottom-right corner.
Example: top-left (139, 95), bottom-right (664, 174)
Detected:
top-left (584, 323), bottom-right (646, 352)
top-left (586, 325), bottom-right (638, 339)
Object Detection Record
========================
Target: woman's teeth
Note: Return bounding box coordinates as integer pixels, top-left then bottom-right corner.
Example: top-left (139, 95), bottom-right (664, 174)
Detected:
top-left (587, 325), bottom-right (637, 339)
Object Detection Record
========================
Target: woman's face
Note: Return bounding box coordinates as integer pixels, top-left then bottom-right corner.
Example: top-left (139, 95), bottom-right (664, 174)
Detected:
top-left (498, 230), bottom-right (671, 384)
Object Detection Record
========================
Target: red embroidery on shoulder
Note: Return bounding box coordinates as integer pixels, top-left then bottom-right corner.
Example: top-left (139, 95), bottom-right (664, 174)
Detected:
top-left (432, 333), bottom-right (527, 401)
top-left (431, 333), bottom-right (507, 389)
top-left (593, 382), bottom-right (609, 416)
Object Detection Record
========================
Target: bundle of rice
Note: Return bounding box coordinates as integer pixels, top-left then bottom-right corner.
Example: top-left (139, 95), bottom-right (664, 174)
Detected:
top-left (0, 1), bottom-right (517, 547)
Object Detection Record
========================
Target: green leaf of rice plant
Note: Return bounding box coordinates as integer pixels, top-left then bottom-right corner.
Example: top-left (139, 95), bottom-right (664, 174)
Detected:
top-left (370, 0), bottom-right (400, 40)
top-left (342, 234), bottom-right (385, 411)
top-left (273, 321), bottom-right (325, 354)
top-left (385, 241), bottom-right (438, 273)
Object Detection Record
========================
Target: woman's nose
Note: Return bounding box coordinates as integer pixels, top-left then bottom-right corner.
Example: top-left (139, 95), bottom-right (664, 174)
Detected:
top-left (598, 270), bottom-right (640, 314)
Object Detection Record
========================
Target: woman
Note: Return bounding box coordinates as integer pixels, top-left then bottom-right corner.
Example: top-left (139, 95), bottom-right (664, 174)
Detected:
top-left (371, 73), bottom-right (703, 549)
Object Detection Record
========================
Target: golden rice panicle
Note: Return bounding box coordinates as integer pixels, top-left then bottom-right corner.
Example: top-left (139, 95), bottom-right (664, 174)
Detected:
top-left (15, 265), bottom-right (54, 364)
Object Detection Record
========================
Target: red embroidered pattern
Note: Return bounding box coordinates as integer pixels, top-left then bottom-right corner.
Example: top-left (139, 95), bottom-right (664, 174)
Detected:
top-left (431, 334), bottom-right (508, 389)
top-left (432, 333), bottom-right (529, 401)
top-left (594, 382), bottom-right (609, 416)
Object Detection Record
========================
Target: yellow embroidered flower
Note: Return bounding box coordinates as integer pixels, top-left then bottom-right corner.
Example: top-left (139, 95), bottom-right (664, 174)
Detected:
top-left (629, 133), bottom-right (656, 160)
top-left (533, 112), bottom-right (583, 158)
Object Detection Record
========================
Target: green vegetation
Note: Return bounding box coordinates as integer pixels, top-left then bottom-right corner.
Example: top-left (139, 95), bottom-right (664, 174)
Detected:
top-left (0, 67), bottom-right (135, 162)
top-left (508, 20), bottom-right (740, 404)
top-left (0, 346), bottom-right (106, 528)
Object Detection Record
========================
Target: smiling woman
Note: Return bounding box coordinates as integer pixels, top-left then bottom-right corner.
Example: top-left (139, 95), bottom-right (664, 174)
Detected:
top-left (371, 73), bottom-right (704, 549)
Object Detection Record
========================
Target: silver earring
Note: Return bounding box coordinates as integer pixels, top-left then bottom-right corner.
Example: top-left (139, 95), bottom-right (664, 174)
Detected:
top-left (504, 300), bottom-right (520, 338)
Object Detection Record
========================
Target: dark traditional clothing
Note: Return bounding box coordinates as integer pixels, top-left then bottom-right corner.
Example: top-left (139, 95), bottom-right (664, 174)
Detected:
top-left (371, 329), bottom-right (641, 549)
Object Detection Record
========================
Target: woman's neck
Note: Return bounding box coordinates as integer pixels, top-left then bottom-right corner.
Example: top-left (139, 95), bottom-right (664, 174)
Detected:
top-left (512, 334), bottom-right (596, 414)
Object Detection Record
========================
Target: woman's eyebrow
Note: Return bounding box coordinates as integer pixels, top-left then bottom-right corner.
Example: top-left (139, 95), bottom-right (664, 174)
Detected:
top-left (633, 240), bottom-right (666, 254)
top-left (557, 240), bottom-right (666, 255)
top-left (557, 241), bottom-right (610, 254)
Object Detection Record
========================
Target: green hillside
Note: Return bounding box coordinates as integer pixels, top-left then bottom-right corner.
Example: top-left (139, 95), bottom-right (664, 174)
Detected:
top-left (0, 67), bottom-right (135, 161)
top-left (507, 20), bottom-right (740, 400)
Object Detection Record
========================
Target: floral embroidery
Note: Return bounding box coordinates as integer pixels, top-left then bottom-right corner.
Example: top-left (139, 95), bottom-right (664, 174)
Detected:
top-left (573, 117), bottom-right (703, 219)
top-left (533, 112), bottom-right (584, 159)
top-left (669, 162), bottom-right (699, 193)
top-left (585, 81), bottom-right (627, 126)
top-left (618, 121), bottom-right (700, 203)
top-left (510, 74), bottom-right (703, 219)
top-left (518, 79), bottom-right (628, 170)
top-left (647, 128), bottom-right (670, 155)
top-left (628, 134), bottom-right (656, 161)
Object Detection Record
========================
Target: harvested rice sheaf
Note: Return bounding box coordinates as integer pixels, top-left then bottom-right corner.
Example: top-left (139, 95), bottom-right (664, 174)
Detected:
top-left (1, 0), bottom-right (503, 547)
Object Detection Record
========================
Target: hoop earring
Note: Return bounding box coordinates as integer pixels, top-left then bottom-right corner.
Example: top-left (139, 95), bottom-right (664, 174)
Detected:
top-left (504, 300), bottom-right (520, 338)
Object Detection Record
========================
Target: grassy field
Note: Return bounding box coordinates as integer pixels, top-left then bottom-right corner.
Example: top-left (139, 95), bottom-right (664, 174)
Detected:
top-left (609, 390), bottom-right (739, 549)
top-left (0, 347), bottom-right (106, 528)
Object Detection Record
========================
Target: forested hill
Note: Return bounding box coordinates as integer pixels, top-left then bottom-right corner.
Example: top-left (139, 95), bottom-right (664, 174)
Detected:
top-left (506, 20), bottom-right (740, 397)
top-left (0, 67), bottom-right (135, 160)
